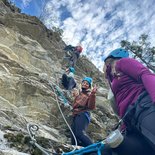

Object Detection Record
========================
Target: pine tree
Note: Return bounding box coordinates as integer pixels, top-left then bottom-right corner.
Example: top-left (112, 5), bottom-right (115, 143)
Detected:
top-left (120, 34), bottom-right (155, 72)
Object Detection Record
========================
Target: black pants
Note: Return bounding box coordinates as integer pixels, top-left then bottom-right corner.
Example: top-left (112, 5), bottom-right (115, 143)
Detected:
top-left (136, 96), bottom-right (155, 151)
top-left (140, 110), bottom-right (155, 150)
top-left (124, 91), bottom-right (155, 151)
top-left (71, 112), bottom-right (93, 147)
top-left (114, 132), bottom-right (154, 155)
top-left (61, 74), bottom-right (76, 90)
top-left (101, 132), bottom-right (154, 155)
top-left (62, 74), bottom-right (68, 89)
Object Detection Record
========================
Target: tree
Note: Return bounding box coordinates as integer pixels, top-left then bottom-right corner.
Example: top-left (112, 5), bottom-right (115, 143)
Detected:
top-left (120, 34), bottom-right (155, 72)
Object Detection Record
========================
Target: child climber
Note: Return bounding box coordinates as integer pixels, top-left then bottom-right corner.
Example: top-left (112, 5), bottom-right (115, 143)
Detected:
top-left (61, 67), bottom-right (76, 90)
top-left (70, 77), bottom-right (97, 147)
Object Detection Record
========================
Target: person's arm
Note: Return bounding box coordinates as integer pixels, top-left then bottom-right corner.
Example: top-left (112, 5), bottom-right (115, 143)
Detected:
top-left (116, 58), bottom-right (155, 102)
top-left (87, 86), bottom-right (97, 109)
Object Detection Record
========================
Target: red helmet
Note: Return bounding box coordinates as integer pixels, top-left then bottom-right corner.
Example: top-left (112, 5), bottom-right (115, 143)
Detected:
top-left (75, 46), bottom-right (83, 53)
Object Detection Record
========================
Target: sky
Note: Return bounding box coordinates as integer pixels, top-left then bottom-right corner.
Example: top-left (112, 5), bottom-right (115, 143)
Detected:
top-left (10, 0), bottom-right (155, 70)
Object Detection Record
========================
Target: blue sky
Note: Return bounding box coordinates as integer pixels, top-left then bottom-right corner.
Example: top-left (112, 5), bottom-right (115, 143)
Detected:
top-left (10, 0), bottom-right (46, 16)
top-left (10, 0), bottom-right (155, 70)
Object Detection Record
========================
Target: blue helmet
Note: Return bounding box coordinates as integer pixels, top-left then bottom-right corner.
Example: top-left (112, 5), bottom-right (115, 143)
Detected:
top-left (69, 67), bottom-right (75, 73)
top-left (82, 77), bottom-right (93, 88)
top-left (104, 48), bottom-right (129, 62)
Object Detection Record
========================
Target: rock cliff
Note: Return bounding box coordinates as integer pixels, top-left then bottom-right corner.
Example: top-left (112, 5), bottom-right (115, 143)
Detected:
top-left (0, 0), bottom-right (118, 154)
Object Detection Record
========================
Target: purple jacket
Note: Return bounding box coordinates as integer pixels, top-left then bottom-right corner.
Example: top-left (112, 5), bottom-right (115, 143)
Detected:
top-left (108, 58), bottom-right (155, 117)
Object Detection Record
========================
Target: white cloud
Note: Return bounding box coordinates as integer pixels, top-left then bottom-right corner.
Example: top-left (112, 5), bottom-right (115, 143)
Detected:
top-left (22, 0), bottom-right (32, 8)
top-left (40, 0), bottom-right (155, 71)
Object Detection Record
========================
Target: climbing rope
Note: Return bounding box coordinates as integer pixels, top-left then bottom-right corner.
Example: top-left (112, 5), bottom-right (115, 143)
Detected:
top-left (27, 123), bottom-right (56, 155)
top-left (31, 74), bottom-right (78, 152)
top-left (27, 122), bottom-right (105, 155)
top-left (62, 141), bottom-right (105, 155)
top-left (47, 80), bottom-right (78, 152)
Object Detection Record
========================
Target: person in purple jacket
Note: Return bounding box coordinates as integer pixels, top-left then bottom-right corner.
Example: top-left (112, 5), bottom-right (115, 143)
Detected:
top-left (102, 48), bottom-right (155, 155)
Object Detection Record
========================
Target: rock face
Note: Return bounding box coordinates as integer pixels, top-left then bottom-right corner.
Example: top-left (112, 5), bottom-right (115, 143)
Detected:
top-left (0, 0), bottom-right (118, 154)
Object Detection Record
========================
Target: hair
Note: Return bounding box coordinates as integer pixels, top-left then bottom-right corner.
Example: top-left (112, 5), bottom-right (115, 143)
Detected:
top-left (104, 57), bottom-right (121, 79)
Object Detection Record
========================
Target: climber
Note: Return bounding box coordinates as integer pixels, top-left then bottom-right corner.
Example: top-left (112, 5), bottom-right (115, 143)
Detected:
top-left (61, 67), bottom-right (76, 90)
top-left (70, 77), bottom-right (97, 147)
top-left (101, 48), bottom-right (155, 155)
top-left (64, 44), bottom-right (83, 67)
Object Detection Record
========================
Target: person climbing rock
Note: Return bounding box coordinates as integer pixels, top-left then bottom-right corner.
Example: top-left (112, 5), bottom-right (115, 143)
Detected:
top-left (70, 77), bottom-right (97, 147)
top-left (101, 48), bottom-right (155, 155)
top-left (64, 44), bottom-right (83, 67)
top-left (61, 67), bottom-right (76, 90)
